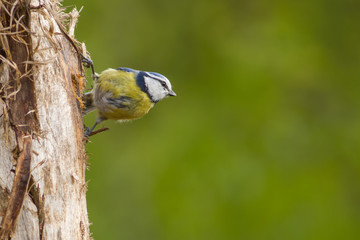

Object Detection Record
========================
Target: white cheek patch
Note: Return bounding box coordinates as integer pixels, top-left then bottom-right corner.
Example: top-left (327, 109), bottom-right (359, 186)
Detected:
top-left (144, 76), bottom-right (168, 102)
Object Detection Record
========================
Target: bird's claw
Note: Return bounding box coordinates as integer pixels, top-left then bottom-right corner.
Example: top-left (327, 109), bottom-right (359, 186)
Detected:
top-left (80, 54), bottom-right (96, 80)
top-left (84, 126), bottom-right (92, 138)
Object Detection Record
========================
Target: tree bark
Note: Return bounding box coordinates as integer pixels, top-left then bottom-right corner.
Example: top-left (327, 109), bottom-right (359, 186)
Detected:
top-left (0, 0), bottom-right (90, 239)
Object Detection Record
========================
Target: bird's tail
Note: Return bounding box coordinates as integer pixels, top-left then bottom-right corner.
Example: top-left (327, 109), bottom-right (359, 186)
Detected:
top-left (82, 91), bottom-right (96, 116)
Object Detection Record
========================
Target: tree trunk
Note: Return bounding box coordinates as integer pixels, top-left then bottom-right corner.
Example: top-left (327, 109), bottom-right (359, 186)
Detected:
top-left (0, 0), bottom-right (90, 239)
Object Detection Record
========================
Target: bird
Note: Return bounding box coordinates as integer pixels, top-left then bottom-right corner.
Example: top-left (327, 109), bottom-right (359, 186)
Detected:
top-left (81, 57), bottom-right (176, 137)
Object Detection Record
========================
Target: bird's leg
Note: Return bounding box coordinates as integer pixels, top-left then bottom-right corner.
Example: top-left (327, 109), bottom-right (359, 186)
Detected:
top-left (84, 117), bottom-right (104, 138)
top-left (81, 54), bottom-right (98, 80)
top-left (84, 123), bottom-right (97, 138)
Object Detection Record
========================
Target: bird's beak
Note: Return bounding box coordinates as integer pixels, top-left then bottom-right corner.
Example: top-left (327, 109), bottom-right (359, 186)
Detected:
top-left (168, 90), bottom-right (176, 96)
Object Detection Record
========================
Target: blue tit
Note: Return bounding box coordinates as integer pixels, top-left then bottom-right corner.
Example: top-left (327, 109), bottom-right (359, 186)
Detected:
top-left (83, 66), bottom-right (176, 136)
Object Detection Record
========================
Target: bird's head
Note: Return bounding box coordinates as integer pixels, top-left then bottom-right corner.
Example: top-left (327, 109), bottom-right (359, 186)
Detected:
top-left (118, 67), bottom-right (176, 103)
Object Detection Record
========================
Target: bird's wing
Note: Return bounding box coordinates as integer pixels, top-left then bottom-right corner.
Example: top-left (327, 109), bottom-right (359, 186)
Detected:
top-left (106, 96), bottom-right (133, 109)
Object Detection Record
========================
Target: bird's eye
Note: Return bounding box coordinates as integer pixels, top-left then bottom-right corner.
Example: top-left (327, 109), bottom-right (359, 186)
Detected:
top-left (160, 82), bottom-right (167, 88)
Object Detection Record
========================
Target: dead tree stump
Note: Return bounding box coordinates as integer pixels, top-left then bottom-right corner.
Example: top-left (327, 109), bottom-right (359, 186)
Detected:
top-left (0, 0), bottom-right (90, 239)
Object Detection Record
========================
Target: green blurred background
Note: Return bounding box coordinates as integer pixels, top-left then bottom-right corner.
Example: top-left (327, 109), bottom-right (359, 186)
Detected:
top-left (63, 0), bottom-right (360, 239)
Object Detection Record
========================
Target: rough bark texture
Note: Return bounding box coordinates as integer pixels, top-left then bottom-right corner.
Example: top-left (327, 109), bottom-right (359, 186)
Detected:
top-left (0, 0), bottom-right (90, 239)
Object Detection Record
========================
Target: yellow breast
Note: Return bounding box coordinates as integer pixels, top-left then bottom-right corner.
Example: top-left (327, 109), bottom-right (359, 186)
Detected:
top-left (94, 69), bottom-right (154, 120)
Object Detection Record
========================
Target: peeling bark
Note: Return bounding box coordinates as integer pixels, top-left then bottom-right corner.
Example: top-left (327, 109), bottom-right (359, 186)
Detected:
top-left (0, 0), bottom-right (90, 239)
top-left (0, 137), bottom-right (32, 239)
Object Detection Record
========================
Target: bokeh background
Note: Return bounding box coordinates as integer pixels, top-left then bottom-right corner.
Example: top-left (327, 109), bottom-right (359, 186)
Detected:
top-left (62, 0), bottom-right (360, 239)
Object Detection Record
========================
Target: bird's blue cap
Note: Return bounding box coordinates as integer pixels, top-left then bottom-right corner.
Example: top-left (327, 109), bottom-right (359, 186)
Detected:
top-left (116, 67), bottom-right (136, 73)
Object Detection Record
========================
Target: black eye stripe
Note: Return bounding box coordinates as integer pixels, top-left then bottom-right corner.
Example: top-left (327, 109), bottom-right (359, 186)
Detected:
top-left (160, 81), bottom-right (170, 90)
